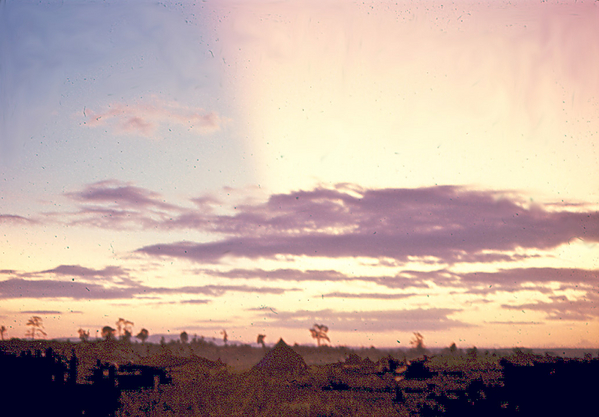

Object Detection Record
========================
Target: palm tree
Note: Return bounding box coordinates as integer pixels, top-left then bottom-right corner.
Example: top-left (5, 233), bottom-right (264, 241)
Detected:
top-left (136, 328), bottom-right (149, 343)
top-left (0, 325), bottom-right (6, 340)
top-left (101, 326), bottom-right (116, 341)
top-left (26, 316), bottom-right (47, 340)
top-left (78, 328), bottom-right (90, 342)
top-left (257, 334), bottom-right (266, 348)
top-left (309, 324), bottom-right (330, 347)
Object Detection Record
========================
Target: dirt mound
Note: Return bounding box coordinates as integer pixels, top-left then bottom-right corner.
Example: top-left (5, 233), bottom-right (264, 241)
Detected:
top-left (252, 338), bottom-right (308, 376)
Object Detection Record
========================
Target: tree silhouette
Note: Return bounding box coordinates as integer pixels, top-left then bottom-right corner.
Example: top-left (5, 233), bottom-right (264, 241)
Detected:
top-left (309, 324), bottom-right (330, 347)
top-left (116, 318), bottom-right (134, 340)
top-left (180, 331), bottom-right (189, 344)
top-left (0, 325), bottom-right (6, 340)
top-left (409, 332), bottom-right (426, 356)
top-left (26, 316), bottom-right (47, 340)
top-left (101, 326), bottom-right (116, 341)
top-left (78, 328), bottom-right (90, 342)
top-left (136, 328), bottom-right (149, 343)
top-left (115, 318), bottom-right (125, 337)
top-left (449, 342), bottom-right (458, 354)
top-left (122, 329), bottom-right (132, 343)
top-left (257, 334), bottom-right (266, 348)
top-left (221, 329), bottom-right (228, 345)
top-left (467, 346), bottom-right (478, 359)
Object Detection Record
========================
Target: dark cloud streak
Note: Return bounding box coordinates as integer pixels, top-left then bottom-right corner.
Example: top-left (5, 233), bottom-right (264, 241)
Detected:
top-left (0, 278), bottom-right (296, 300)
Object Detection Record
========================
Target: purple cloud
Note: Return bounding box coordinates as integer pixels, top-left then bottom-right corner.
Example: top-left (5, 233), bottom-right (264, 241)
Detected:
top-left (38, 265), bottom-right (129, 280)
top-left (454, 268), bottom-right (598, 296)
top-left (180, 299), bottom-right (212, 305)
top-left (134, 184), bottom-right (597, 263)
top-left (0, 279), bottom-right (137, 300)
top-left (196, 268), bottom-right (431, 289)
top-left (320, 292), bottom-right (417, 300)
top-left (66, 180), bottom-right (178, 210)
top-left (47, 182), bottom-right (598, 265)
top-left (0, 214), bottom-right (36, 224)
top-left (54, 180), bottom-right (189, 230)
top-left (502, 293), bottom-right (599, 321)
top-left (20, 310), bottom-right (63, 315)
top-left (459, 268), bottom-right (598, 286)
top-left (0, 277), bottom-right (297, 300)
top-left (193, 265), bottom-right (598, 303)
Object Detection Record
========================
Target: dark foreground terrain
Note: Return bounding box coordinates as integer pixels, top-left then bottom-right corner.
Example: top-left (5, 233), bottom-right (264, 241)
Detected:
top-left (1, 339), bottom-right (597, 416)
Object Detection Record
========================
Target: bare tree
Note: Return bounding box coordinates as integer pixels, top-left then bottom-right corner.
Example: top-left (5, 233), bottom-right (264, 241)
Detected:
top-left (409, 332), bottom-right (427, 356)
top-left (116, 318), bottom-right (125, 337)
top-left (78, 328), bottom-right (90, 342)
top-left (101, 326), bottom-right (116, 341)
top-left (0, 325), bottom-right (6, 340)
top-left (26, 316), bottom-right (47, 340)
top-left (309, 324), bottom-right (330, 347)
top-left (116, 318), bottom-right (134, 340)
top-left (136, 328), bottom-right (149, 343)
top-left (257, 334), bottom-right (266, 349)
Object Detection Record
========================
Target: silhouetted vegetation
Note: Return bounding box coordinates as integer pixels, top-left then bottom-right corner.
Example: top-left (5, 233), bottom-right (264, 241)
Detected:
top-left (409, 331), bottom-right (427, 356)
top-left (1, 336), bottom-right (597, 416)
top-left (101, 326), bottom-right (116, 341)
top-left (310, 323), bottom-right (330, 347)
top-left (25, 316), bottom-right (47, 340)
top-left (135, 328), bottom-right (149, 344)
top-left (78, 328), bottom-right (90, 342)
top-left (221, 329), bottom-right (228, 345)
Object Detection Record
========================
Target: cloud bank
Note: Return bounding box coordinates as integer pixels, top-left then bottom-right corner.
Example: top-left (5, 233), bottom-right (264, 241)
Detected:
top-left (128, 184), bottom-right (597, 263)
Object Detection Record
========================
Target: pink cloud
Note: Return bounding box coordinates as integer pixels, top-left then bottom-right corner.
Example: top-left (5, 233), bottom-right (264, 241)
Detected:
top-left (120, 116), bottom-right (155, 136)
top-left (82, 99), bottom-right (225, 137)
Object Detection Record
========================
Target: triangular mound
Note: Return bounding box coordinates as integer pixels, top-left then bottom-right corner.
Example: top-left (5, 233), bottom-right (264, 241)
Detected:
top-left (252, 338), bottom-right (307, 376)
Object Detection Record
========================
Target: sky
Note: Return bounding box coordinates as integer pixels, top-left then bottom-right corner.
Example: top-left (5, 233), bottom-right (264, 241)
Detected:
top-left (0, 0), bottom-right (598, 349)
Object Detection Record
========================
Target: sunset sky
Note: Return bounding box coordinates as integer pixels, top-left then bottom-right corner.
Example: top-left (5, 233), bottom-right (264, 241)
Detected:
top-left (1, 0), bottom-right (597, 349)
